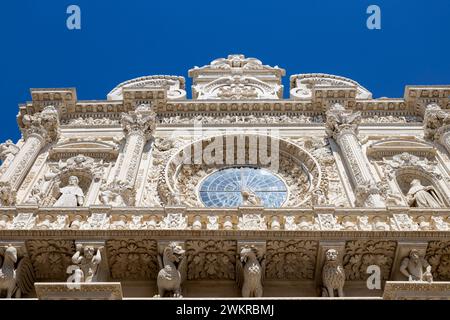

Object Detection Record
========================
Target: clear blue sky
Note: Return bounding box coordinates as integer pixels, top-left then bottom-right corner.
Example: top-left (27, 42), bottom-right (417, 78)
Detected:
top-left (1, 0), bottom-right (449, 142)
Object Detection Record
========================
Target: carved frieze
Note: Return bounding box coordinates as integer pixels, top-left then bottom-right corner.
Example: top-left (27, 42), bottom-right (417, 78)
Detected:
top-left (106, 239), bottom-right (158, 280)
top-left (343, 240), bottom-right (397, 281)
top-left (26, 240), bottom-right (75, 280)
top-left (425, 241), bottom-right (450, 281)
top-left (266, 240), bottom-right (318, 280)
top-left (185, 240), bottom-right (236, 280)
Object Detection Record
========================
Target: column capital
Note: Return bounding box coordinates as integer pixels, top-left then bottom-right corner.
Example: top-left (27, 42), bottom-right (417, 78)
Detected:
top-left (120, 103), bottom-right (157, 140)
top-left (19, 105), bottom-right (60, 143)
top-left (423, 103), bottom-right (450, 141)
top-left (325, 103), bottom-right (361, 140)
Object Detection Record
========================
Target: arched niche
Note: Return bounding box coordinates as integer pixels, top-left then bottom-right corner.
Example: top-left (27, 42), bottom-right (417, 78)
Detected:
top-left (395, 167), bottom-right (449, 207)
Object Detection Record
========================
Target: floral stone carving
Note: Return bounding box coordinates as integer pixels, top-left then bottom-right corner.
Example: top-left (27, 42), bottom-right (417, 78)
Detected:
top-left (185, 240), bottom-right (236, 280)
top-left (343, 240), bottom-right (397, 281)
top-left (425, 241), bottom-right (450, 281)
top-left (106, 239), bottom-right (158, 280)
top-left (26, 240), bottom-right (75, 280)
top-left (266, 240), bottom-right (318, 280)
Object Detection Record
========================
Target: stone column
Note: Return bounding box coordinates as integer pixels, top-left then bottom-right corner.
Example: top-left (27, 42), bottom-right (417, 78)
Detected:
top-left (326, 103), bottom-right (384, 207)
top-left (0, 106), bottom-right (59, 206)
top-left (103, 104), bottom-right (156, 206)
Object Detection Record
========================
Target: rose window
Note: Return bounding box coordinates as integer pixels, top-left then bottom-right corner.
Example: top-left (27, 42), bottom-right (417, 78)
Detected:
top-left (199, 167), bottom-right (287, 208)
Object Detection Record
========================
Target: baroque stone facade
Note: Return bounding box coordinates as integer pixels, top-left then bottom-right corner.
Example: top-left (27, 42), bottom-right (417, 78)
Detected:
top-left (1, 54), bottom-right (450, 299)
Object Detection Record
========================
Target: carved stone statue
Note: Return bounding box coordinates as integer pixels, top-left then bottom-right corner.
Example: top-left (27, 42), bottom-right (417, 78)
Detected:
top-left (322, 249), bottom-right (345, 297)
top-left (155, 242), bottom-right (186, 298)
top-left (0, 245), bottom-right (35, 298)
top-left (241, 189), bottom-right (262, 206)
top-left (236, 245), bottom-right (265, 297)
top-left (67, 244), bottom-right (103, 283)
top-left (53, 176), bottom-right (84, 207)
top-left (406, 179), bottom-right (443, 208)
top-left (0, 140), bottom-right (19, 163)
top-left (400, 249), bottom-right (433, 282)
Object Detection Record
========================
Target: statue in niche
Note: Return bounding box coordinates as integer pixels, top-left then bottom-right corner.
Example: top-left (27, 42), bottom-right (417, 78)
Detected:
top-left (241, 189), bottom-right (262, 206)
top-left (53, 175), bottom-right (84, 207)
top-left (400, 249), bottom-right (433, 282)
top-left (406, 179), bottom-right (444, 208)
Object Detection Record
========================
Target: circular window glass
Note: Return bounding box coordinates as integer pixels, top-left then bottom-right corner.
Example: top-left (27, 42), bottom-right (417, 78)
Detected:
top-left (199, 167), bottom-right (287, 208)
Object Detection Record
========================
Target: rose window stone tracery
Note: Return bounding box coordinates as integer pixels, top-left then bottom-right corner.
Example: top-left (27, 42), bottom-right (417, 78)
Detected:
top-left (198, 167), bottom-right (288, 208)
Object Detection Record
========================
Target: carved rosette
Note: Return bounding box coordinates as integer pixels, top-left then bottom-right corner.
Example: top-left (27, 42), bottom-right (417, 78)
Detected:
top-left (185, 240), bottom-right (236, 280)
top-left (265, 240), bottom-right (318, 280)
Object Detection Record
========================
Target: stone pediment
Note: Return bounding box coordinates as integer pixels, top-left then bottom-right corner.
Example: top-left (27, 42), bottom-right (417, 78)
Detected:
top-left (367, 138), bottom-right (436, 159)
top-left (49, 140), bottom-right (119, 160)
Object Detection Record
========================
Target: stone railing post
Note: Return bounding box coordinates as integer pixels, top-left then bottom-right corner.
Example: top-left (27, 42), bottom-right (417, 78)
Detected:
top-left (326, 103), bottom-right (384, 207)
top-left (0, 106), bottom-right (59, 206)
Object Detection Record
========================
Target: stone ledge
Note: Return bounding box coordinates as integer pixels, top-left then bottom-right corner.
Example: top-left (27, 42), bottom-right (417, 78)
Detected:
top-left (34, 282), bottom-right (123, 300)
top-left (383, 281), bottom-right (450, 300)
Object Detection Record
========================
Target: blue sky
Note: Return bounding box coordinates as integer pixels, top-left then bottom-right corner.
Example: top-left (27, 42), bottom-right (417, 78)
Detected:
top-left (0, 0), bottom-right (449, 142)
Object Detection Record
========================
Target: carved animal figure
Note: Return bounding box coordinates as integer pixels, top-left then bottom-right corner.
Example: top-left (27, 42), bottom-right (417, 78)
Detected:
top-left (236, 245), bottom-right (265, 297)
top-left (0, 245), bottom-right (35, 298)
top-left (155, 242), bottom-right (186, 298)
top-left (322, 249), bottom-right (345, 297)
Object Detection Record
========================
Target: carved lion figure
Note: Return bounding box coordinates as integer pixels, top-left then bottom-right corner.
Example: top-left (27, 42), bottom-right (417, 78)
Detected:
top-left (236, 245), bottom-right (265, 297)
top-left (155, 242), bottom-right (186, 298)
top-left (322, 249), bottom-right (345, 297)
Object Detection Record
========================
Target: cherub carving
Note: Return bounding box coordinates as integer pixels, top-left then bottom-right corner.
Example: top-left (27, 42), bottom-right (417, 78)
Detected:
top-left (236, 245), bottom-right (265, 297)
top-left (155, 242), bottom-right (187, 298)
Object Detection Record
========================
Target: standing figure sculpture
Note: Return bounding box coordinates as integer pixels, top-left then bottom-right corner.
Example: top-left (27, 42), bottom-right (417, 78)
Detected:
top-left (400, 249), bottom-right (433, 282)
top-left (53, 175), bottom-right (84, 207)
top-left (67, 244), bottom-right (103, 283)
top-left (0, 245), bottom-right (35, 298)
top-left (155, 242), bottom-right (186, 298)
top-left (322, 249), bottom-right (345, 297)
top-left (236, 245), bottom-right (265, 297)
top-left (406, 179), bottom-right (443, 208)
